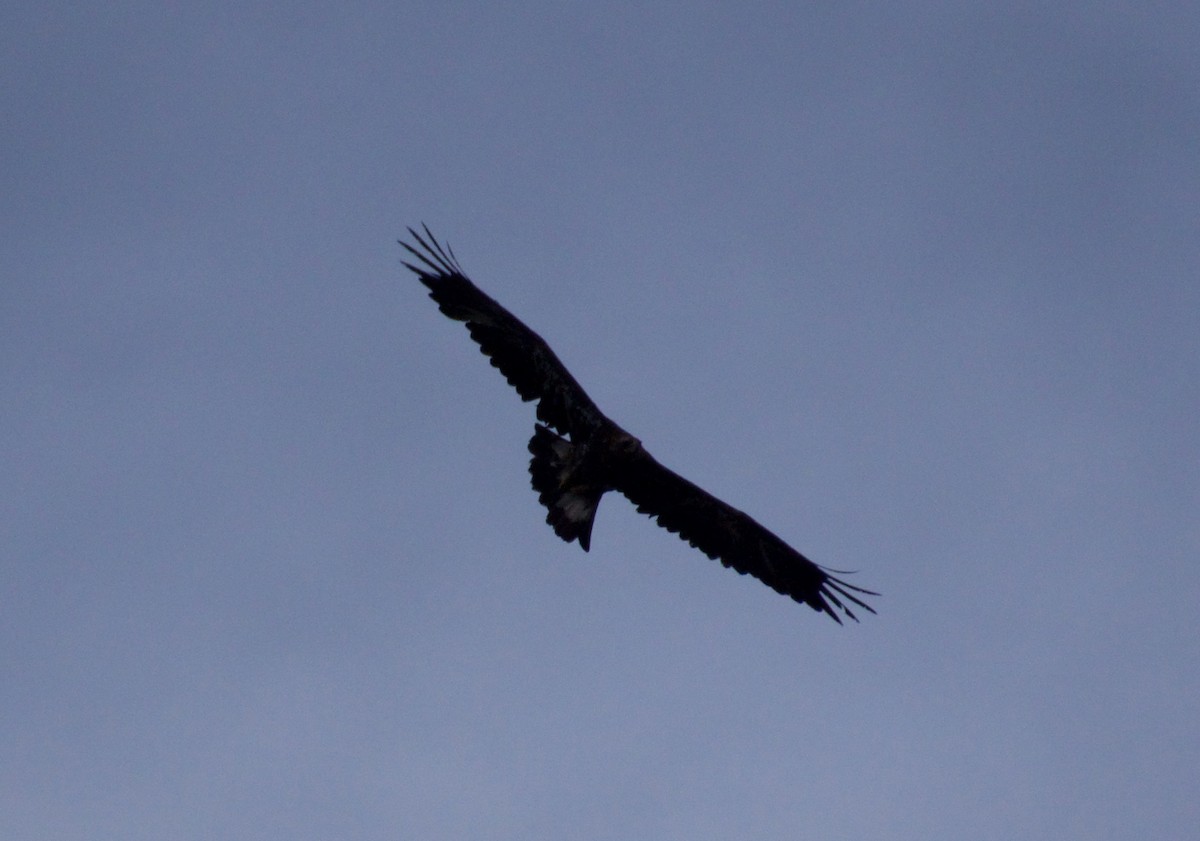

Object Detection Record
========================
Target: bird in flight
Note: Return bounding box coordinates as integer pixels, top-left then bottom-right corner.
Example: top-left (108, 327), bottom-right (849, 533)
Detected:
top-left (402, 226), bottom-right (875, 622)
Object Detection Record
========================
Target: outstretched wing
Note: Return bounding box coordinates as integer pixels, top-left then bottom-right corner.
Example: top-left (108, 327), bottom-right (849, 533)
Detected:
top-left (401, 226), bottom-right (605, 438)
top-left (613, 448), bottom-right (876, 623)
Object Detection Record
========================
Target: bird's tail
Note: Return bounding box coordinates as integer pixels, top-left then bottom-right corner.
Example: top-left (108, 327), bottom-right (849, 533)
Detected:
top-left (527, 424), bottom-right (603, 551)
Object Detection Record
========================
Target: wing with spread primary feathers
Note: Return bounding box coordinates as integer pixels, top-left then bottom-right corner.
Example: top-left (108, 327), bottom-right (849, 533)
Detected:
top-left (405, 225), bottom-right (877, 623)
top-left (613, 448), bottom-right (876, 623)
top-left (401, 226), bottom-right (605, 438)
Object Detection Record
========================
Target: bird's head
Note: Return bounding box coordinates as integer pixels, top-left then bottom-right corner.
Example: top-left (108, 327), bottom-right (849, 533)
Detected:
top-left (610, 429), bottom-right (643, 456)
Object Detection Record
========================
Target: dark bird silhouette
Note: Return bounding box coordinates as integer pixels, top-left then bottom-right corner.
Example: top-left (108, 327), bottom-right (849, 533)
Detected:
top-left (402, 226), bottom-right (876, 623)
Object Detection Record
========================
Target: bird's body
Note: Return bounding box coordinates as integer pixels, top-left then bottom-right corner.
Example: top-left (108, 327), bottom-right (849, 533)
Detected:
top-left (402, 227), bottom-right (875, 623)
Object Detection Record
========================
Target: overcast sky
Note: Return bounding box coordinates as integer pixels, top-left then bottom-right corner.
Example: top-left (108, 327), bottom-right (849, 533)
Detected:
top-left (3, 2), bottom-right (1198, 839)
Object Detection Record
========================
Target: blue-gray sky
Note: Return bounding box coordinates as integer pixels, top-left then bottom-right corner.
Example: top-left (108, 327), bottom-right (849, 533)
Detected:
top-left (4, 2), bottom-right (1198, 839)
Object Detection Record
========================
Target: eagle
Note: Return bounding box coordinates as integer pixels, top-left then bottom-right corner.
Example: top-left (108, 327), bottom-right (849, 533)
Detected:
top-left (402, 226), bottom-right (875, 623)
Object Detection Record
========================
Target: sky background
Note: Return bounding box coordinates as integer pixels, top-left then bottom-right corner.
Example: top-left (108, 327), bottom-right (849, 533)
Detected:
top-left (3, 2), bottom-right (1198, 839)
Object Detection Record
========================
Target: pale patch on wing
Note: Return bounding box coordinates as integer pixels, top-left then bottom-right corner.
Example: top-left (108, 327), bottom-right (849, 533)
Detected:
top-left (549, 437), bottom-right (573, 459)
